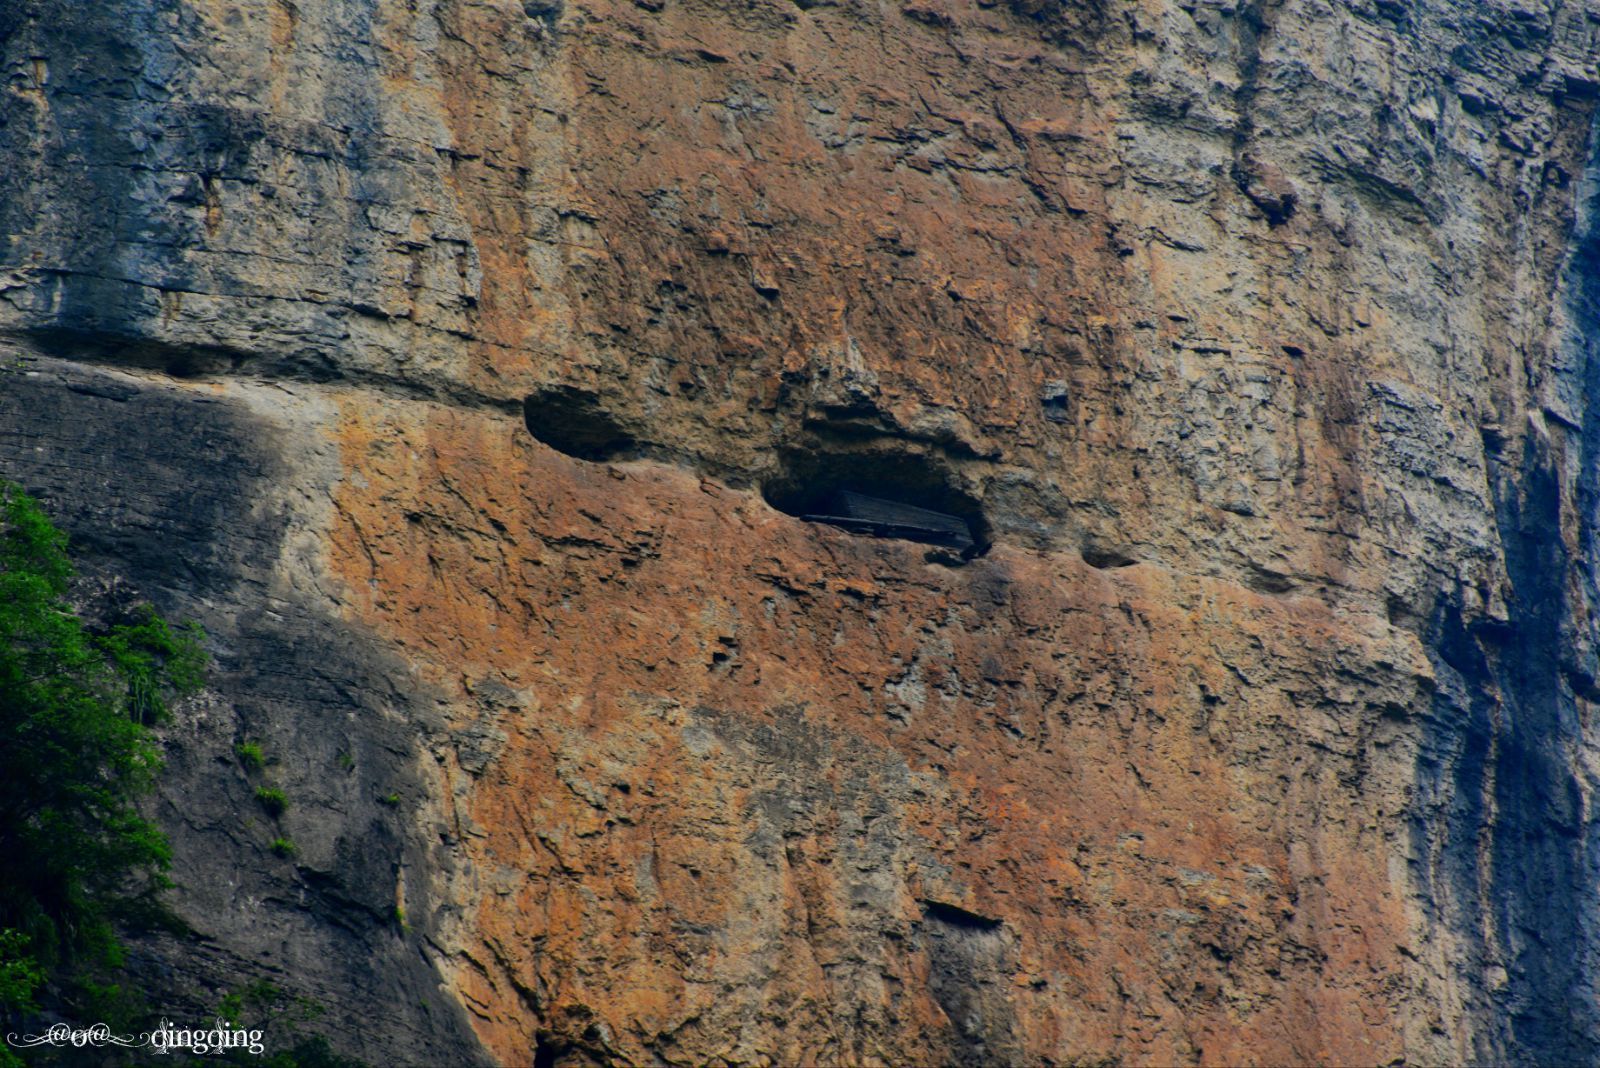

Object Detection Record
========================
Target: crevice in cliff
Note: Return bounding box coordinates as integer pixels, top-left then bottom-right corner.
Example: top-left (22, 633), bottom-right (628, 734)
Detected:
top-left (9, 340), bottom-right (526, 418)
top-left (1227, 0), bottom-right (1300, 227)
top-left (1472, 438), bottom-right (1589, 1061)
top-left (22, 322), bottom-right (255, 378)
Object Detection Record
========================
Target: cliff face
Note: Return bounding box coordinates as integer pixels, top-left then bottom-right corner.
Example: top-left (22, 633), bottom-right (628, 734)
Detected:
top-left (5, 0), bottom-right (1600, 1064)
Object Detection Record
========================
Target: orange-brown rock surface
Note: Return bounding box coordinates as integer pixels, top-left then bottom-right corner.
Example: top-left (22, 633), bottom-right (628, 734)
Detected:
top-left (7, 0), bottom-right (1600, 1063)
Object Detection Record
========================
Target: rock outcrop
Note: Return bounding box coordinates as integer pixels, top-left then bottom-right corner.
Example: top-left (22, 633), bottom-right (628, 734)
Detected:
top-left (6, 0), bottom-right (1600, 1063)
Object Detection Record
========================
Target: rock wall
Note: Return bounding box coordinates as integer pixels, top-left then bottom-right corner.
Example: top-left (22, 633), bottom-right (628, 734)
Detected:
top-left (5, 0), bottom-right (1600, 1063)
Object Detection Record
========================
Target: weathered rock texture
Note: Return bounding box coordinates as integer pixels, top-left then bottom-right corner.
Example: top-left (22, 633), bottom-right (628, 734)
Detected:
top-left (6, 0), bottom-right (1600, 1064)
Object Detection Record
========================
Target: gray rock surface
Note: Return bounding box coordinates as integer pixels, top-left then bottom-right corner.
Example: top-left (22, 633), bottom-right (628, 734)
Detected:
top-left (0, 359), bottom-right (490, 1065)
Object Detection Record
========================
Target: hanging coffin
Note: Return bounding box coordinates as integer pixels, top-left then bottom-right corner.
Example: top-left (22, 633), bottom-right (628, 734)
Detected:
top-left (801, 490), bottom-right (975, 552)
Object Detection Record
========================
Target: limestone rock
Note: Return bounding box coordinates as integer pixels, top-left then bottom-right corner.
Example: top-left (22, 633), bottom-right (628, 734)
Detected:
top-left (4, 0), bottom-right (1600, 1064)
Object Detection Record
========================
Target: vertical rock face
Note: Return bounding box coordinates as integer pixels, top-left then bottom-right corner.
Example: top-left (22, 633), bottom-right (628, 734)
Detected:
top-left (5, 0), bottom-right (1600, 1064)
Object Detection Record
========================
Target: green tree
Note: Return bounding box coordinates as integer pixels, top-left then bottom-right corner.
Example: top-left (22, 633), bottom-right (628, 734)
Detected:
top-left (0, 480), bottom-right (206, 1035)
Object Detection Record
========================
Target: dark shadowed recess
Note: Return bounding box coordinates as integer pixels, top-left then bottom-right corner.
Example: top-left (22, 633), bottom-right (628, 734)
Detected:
top-left (523, 384), bottom-right (636, 461)
top-left (762, 444), bottom-right (992, 559)
top-left (21, 321), bottom-right (253, 379)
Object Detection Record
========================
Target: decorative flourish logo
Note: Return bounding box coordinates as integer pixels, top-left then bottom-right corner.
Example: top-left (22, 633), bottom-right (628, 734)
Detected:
top-left (5, 1023), bottom-right (139, 1050)
top-left (6, 1018), bottom-right (266, 1056)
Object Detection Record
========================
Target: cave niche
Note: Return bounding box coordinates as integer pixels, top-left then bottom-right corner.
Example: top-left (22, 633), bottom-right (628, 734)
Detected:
top-left (522, 386), bottom-right (634, 461)
top-left (763, 444), bottom-right (990, 560)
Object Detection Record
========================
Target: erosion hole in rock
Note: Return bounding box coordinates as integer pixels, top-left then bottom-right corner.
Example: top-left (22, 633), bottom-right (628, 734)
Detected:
top-left (27, 325), bottom-right (246, 378)
top-left (922, 899), bottom-right (1003, 930)
top-left (763, 447), bottom-right (991, 559)
top-left (532, 1037), bottom-right (569, 1068)
top-left (522, 386), bottom-right (634, 461)
top-left (1081, 543), bottom-right (1138, 569)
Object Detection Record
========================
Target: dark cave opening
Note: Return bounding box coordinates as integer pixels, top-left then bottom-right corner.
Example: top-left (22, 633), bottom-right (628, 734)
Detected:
top-left (522, 386), bottom-right (634, 462)
top-left (762, 446), bottom-right (991, 560)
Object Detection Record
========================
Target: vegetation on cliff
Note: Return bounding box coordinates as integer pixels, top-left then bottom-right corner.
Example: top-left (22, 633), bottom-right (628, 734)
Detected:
top-left (0, 480), bottom-right (205, 1052)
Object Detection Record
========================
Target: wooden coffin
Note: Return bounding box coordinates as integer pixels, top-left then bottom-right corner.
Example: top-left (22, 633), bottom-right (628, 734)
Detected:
top-left (802, 490), bottom-right (975, 552)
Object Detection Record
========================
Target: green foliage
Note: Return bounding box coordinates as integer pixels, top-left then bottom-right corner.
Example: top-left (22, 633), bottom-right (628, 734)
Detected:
top-left (255, 787), bottom-right (289, 818)
top-left (0, 931), bottom-right (42, 1014)
top-left (392, 906), bottom-right (408, 932)
top-left (336, 750), bottom-right (355, 772)
top-left (220, 978), bottom-right (281, 1024)
top-left (71, 969), bottom-right (148, 1033)
top-left (269, 837), bottom-right (297, 859)
top-left (0, 481), bottom-right (206, 1019)
top-left (96, 605), bottom-right (206, 726)
top-left (377, 792), bottom-right (400, 807)
top-left (235, 740), bottom-right (266, 771)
